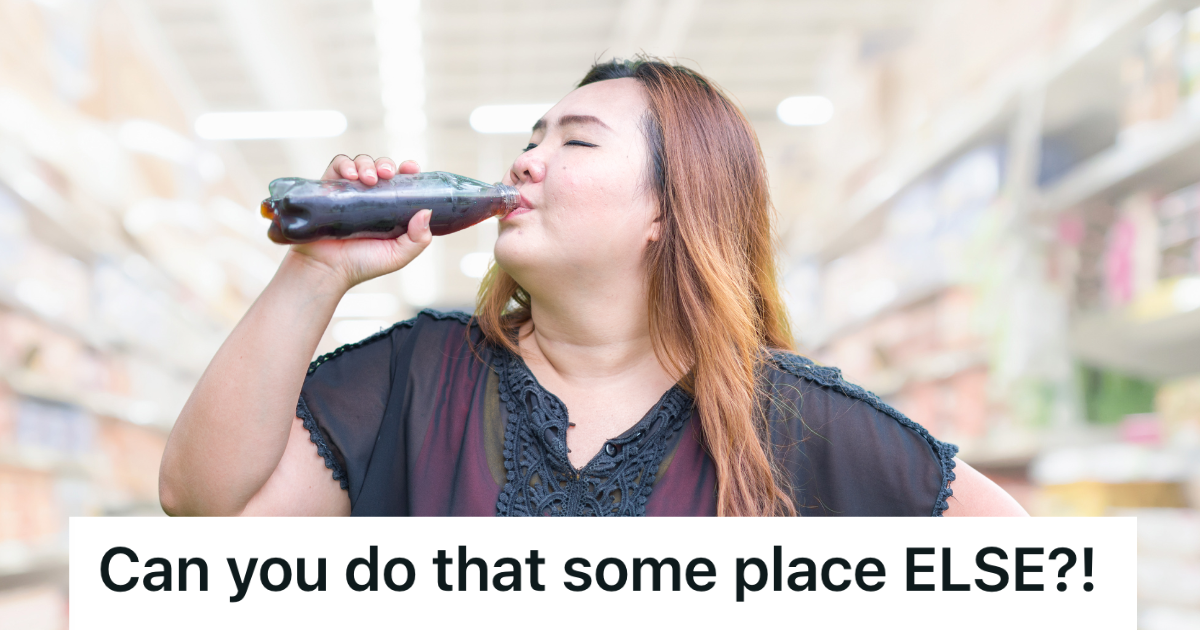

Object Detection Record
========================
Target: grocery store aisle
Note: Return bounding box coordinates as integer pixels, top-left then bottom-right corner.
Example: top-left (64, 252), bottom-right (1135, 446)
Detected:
top-left (3, 0), bottom-right (1200, 627)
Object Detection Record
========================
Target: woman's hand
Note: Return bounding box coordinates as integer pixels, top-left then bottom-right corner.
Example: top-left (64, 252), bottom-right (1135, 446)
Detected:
top-left (285, 154), bottom-right (433, 292)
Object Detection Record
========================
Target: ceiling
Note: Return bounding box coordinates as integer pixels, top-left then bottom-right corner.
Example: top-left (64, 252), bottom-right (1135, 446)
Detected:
top-left (137, 0), bottom-right (934, 309)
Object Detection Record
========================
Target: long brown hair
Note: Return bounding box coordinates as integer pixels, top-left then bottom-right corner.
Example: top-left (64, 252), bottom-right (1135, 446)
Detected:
top-left (474, 57), bottom-right (797, 516)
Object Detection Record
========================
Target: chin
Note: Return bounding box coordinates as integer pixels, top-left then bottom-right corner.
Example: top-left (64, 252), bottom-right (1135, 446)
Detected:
top-left (491, 236), bottom-right (536, 280)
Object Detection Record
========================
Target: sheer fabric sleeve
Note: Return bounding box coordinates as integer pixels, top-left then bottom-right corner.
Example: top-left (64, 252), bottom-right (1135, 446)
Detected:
top-left (297, 319), bottom-right (411, 502)
top-left (298, 309), bottom-right (479, 513)
top-left (765, 351), bottom-right (959, 517)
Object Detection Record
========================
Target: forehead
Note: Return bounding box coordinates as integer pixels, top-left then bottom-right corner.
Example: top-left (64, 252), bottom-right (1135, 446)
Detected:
top-left (538, 77), bottom-right (647, 133)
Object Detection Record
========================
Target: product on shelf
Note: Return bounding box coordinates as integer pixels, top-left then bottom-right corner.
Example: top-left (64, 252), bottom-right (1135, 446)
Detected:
top-left (1079, 364), bottom-right (1157, 425)
top-left (0, 586), bottom-right (67, 630)
top-left (93, 417), bottom-right (167, 507)
top-left (1104, 193), bottom-right (1159, 307)
top-left (0, 467), bottom-right (60, 543)
top-left (1157, 182), bottom-right (1200, 278)
top-left (820, 286), bottom-right (988, 445)
top-left (1120, 11), bottom-right (1183, 135)
top-left (1064, 206), bottom-right (1113, 311)
top-left (14, 398), bottom-right (93, 457)
top-left (1157, 373), bottom-right (1200, 447)
top-left (1181, 8), bottom-right (1200, 109)
top-left (1030, 439), bottom-right (1192, 515)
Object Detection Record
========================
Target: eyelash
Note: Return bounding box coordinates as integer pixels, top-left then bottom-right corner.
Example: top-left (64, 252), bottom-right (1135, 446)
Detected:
top-left (523, 140), bottom-right (597, 151)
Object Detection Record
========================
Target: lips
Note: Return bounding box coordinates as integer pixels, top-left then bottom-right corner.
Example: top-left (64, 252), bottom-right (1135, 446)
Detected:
top-left (502, 192), bottom-right (534, 220)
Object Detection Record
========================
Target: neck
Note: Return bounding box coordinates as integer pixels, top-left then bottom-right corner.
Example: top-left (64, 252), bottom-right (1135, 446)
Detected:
top-left (517, 273), bottom-right (668, 385)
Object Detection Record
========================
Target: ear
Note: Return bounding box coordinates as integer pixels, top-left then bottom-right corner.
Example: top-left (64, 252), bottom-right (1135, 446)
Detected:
top-left (648, 218), bottom-right (662, 242)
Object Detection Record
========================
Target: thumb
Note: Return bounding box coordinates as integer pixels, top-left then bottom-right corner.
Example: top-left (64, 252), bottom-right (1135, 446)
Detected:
top-left (408, 209), bottom-right (433, 246)
top-left (389, 209), bottom-right (433, 267)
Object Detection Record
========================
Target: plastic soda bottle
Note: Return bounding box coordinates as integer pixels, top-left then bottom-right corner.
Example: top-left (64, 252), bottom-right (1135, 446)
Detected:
top-left (260, 171), bottom-right (520, 244)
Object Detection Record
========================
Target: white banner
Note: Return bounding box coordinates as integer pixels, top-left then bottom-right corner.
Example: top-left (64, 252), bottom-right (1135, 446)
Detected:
top-left (70, 517), bottom-right (1135, 629)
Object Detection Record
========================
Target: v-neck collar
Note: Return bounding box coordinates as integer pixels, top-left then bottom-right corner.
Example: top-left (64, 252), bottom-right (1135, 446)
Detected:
top-left (504, 346), bottom-right (686, 472)
top-left (491, 346), bottom-right (693, 516)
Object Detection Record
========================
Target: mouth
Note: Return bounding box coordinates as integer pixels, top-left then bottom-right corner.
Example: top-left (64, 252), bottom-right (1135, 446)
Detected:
top-left (502, 192), bottom-right (534, 220)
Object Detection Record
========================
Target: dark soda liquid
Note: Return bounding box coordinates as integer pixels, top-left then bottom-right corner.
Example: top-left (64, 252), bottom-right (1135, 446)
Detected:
top-left (260, 172), bottom-right (519, 244)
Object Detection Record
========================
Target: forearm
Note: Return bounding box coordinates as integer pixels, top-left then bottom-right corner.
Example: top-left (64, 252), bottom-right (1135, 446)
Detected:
top-left (159, 251), bottom-right (347, 515)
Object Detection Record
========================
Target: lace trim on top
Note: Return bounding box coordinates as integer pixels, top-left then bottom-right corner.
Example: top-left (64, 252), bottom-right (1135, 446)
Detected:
top-left (493, 347), bottom-right (692, 516)
top-left (299, 309), bottom-right (474, 491)
top-left (768, 351), bottom-right (959, 517)
top-left (298, 394), bottom-right (348, 490)
top-left (305, 309), bottom-right (472, 375)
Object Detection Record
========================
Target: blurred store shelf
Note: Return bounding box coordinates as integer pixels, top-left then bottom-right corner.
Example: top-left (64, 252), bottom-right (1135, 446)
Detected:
top-left (806, 0), bottom-right (1173, 264)
top-left (1071, 303), bottom-right (1200, 379)
top-left (1130, 509), bottom-right (1200, 629)
top-left (0, 537), bottom-right (68, 630)
top-left (809, 87), bottom-right (1014, 264)
top-left (1040, 115), bottom-right (1200, 214)
top-left (0, 561), bottom-right (67, 594)
top-left (3, 368), bottom-right (174, 430)
top-left (0, 541), bottom-right (68, 592)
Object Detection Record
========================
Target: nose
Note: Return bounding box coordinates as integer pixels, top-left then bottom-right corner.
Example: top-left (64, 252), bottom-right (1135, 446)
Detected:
top-left (509, 146), bottom-right (546, 185)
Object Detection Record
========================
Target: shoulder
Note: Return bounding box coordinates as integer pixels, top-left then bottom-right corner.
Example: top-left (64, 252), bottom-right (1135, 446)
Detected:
top-left (307, 308), bottom-right (477, 376)
top-left (763, 349), bottom-right (945, 449)
top-left (762, 349), bottom-right (959, 517)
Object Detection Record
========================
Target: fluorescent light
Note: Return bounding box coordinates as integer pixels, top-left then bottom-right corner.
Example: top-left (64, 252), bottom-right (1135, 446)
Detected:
top-left (469, 104), bottom-right (554, 134)
top-left (194, 110), bottom-right (348, 140)
top-left (777, 96), bottom-right (834, 126)
top-left (375, 0), bottom-right (427, 165)
top-left (334, 293), bottom-right (401, 318)
top-left (118, 119), bottom-right (195, 163)
top-left (459, 252), bottom-right (492, 278)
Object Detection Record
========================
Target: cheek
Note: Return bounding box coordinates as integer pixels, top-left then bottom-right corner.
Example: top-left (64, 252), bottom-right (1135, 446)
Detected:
top-left (546, 160), bottom-right (647, 225)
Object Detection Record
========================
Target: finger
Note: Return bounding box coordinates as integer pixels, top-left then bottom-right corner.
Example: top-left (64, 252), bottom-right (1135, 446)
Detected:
top-left (354, 154), bottom-right (377, 185)
top-left (339, 155), bottom-right (360, 180)
top-left (323, 154), bottom-right (352, 180)
top-left (375, 157), bottom-right (398, 179)
top-left (397, 160), bottom-right (421, 175)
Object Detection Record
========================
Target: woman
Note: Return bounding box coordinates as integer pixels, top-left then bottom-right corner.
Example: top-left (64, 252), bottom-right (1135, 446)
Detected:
top-left (158, 58), bottom-right (1026, 517)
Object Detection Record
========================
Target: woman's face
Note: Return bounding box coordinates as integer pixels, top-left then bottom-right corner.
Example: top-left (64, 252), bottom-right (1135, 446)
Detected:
top-left (495, 78), bottom-right (659, 293)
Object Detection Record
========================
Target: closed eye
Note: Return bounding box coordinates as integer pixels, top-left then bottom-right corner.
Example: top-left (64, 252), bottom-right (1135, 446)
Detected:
top-left (522, 140), bottom-right (596, 152)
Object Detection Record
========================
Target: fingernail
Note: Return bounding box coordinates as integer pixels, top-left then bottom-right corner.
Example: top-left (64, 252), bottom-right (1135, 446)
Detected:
top-left (379, 164), bottom-right (393, 174)
top-left (347, 167), bottom-right (357, 177)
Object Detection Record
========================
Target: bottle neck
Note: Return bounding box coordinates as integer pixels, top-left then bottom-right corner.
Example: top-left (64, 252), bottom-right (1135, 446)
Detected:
top-left (497, 184), bottom-right (520, 215)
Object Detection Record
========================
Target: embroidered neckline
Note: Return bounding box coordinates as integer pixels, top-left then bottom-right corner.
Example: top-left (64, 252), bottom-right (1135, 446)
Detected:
top-left (492, 346), bottom-right (692, 516)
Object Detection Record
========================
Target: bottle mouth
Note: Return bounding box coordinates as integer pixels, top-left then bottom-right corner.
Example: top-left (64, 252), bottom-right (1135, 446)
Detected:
top-left (497, 184), bottom-right (520, 213)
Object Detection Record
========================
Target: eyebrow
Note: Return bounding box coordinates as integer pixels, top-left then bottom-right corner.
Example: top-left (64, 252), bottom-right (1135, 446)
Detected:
top-left (531, 114), bottom-right (613, 133)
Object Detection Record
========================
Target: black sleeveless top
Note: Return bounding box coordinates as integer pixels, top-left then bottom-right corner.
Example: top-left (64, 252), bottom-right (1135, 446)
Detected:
top-left (298, 310), bottom-right (958, 516)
